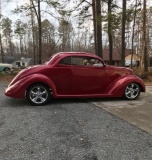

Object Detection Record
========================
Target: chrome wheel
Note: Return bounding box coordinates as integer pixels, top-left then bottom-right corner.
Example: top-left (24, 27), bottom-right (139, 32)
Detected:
top-left (124, 83), bottom-right (140, 100)
top-left (26, 83), bottom-right (51, 105)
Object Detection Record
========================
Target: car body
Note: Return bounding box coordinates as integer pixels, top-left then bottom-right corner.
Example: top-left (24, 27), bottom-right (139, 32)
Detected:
top-left (0, 63), bottom-right (13, 73)
top-left (5, 52), bottom-right (145, 106)
top-left (125, 60), bottom-right (138, 67)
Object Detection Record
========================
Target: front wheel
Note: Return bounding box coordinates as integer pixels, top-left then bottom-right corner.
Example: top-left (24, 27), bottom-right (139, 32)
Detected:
top-left (26, 83), bottom-right (51, 106)
top-left (124, 83), bottom-right (140, 100)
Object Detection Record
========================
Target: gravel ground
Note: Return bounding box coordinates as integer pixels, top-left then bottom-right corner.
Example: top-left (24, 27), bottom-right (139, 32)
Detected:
top-left (0, 83), bottom-right (152, 160)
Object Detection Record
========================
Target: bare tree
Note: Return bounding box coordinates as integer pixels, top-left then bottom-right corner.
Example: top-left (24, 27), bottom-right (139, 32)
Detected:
top-left (30, 0), bottom-right (42, 64)
top-left (108, 0), bottom-right (113, 64)
top-left (121, 0), bottom-right (127, 67)
top-left (143, 0), bottom-right (148, 71)
top-left (131, 0), bottom-right (138, 68)
top-left (30, 0), bottom-right (36, 64)
top-left (94, 0), bottom-right (102, 58)
top-left (1, 17), bottom-right (13, 56)
top-left (0, 0), bottom-right (4, 63)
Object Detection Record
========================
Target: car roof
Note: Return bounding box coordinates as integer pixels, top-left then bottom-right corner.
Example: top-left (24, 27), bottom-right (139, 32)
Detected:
top-left (56, 52), bottom-right (100, 59)
top-left (48, 52), bottom-right (104, 65)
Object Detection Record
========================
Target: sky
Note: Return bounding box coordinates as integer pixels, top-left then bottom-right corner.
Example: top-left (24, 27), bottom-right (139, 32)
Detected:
top-left (1, 0), bottom-right (22, 21)
top-left (1, 0), bottom-right (58, 24)
top-left (1, 0), bottom-right (152, 48)
top-left (1, 0), bottom-right (152, 23)
top-left (1, 0), bottom-right (152, 40)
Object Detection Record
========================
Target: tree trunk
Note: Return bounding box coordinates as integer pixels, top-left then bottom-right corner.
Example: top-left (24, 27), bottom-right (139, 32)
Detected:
top-left (38, 0), bottom-right (42, 64)
top-left (108, 0), bottom-right (113, 65)
top-left (121, 0), bottom-right (126, 67)
top-left (30, 0), bottom-right (42, 64)
top-left (94, 0), bottom-right (102, 58)
top-left (92, 0), bottom-right (97, 54)
top-left (0, 34), bottom-right (4, 63)
top-left (143, 0), bottom-right (148, 72)
top-left (9, 38), bottom-right (13, 56)
top-left (30, 1), bottom-right (36, 65)
top-left (131, 0), bottom-right (138, 69)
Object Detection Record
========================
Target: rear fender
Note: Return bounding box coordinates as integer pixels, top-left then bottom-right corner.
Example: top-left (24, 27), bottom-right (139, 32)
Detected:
top-left (11, 74), bottom-right (57, 98)
top-left (24, 74), bottom-right (57, 96)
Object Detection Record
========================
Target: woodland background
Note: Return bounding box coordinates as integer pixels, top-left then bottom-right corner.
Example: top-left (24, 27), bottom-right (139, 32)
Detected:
top-left (0, 0), bottom-right (151, 72)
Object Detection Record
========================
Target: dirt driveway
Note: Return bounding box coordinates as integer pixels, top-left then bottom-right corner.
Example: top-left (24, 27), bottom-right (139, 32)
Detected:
top-left (92, 86), bottom-right (152, 135)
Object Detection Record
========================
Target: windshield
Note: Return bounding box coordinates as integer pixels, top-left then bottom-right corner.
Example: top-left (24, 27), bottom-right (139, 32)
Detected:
top-left (45, 54), bottom-right (59, 65)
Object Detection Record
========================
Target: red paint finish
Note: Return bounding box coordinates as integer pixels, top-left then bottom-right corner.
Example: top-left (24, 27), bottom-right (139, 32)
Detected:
top-left (5, 52), bottom-right (145, 100)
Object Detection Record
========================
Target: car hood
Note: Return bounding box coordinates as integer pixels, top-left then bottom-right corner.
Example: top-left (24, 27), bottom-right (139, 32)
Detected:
top-left (0, 63), bottom-right (12, 67)
top-left (106, 65), bottom-right (133, 74)
top-left (106, 65), bottom-right (130, 70)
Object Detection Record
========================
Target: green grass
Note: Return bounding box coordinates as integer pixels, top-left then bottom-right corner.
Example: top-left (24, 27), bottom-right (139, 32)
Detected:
top-left (0, 71), bottom-right (17, 77)
top-left (0, 68), bottom-right (21, 78)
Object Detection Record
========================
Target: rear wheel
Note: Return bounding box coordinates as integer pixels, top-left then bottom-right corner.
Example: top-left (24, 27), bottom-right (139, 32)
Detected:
top-left (124, 83), bottom-right (140, 100)
top-left (26, 83), bottom-right (51, 106)
top-left (3, 67), bottom-right (10, 73)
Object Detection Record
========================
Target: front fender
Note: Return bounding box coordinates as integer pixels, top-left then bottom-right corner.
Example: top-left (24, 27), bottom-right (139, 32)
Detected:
top-left (5, 74), bottom-right (57, 98)
top-left (106, 75), bottom-right (145, 97)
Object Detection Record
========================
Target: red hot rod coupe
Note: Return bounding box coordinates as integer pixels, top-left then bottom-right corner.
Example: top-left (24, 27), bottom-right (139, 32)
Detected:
top-left (5, 52), bottom-right (145, 106)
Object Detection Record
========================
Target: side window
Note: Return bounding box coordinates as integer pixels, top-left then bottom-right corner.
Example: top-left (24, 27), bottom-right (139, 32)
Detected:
top-left (92, 59), bottom-right (104, 67)
top-left (71, 56), bottom-right (84, 66)
top-left (83, 57), bottom-right (104, 67)
top-left (59, 56), bottom-right (104, 67)
top-left (59, 56), bottom-right (71, 65)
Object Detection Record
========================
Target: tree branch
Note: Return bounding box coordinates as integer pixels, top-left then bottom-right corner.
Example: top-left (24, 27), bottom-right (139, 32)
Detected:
top-left (41, 10), bottom-right (61, 21)
top-left (30, 0), bottom-right (39, 20)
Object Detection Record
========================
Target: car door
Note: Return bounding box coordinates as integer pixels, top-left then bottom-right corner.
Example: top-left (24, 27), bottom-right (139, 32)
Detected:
top-left (50, 56), bottom-right (72, 95)
top-left (70, 56), bottom-right (109, 95)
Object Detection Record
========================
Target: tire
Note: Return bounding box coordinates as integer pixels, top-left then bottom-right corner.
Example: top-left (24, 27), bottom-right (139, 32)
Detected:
top-left (26, 83), bottom-right (51, 106)
top-left (3, 67), bottom-right (10, 73)
top-left (124, 83), bottom-right (140, 100)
